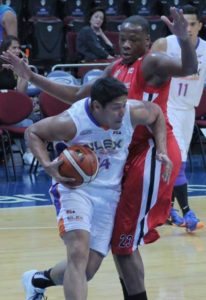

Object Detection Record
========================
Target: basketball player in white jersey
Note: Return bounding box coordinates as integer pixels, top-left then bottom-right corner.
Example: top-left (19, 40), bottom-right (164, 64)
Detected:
top-left (22, 77), bottom-right (172, 300)
top-left (152, 4), bottom-right (205, 231)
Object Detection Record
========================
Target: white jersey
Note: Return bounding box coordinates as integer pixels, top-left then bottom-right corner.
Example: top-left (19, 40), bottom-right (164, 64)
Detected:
top-left (62, 97), bottom-right (134, 194)
top-left (166, 35), bottom-right (206, 110)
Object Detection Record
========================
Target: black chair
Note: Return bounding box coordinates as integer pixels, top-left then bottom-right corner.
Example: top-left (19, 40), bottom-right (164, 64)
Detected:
top-left (159, 0), bottom-right (187, 16)
top-left (26, 0), bottom-right (58, 18)
top-left (148, 17), bottom-right (169, 42)
top-left (28, 17), bottom-right (64, 63)
top-left (63, 0), bottom-right (92, 18)
top-left (123, 0), bottom-right (160, 17)
top-left (93, 0), bottom-right (123, 16)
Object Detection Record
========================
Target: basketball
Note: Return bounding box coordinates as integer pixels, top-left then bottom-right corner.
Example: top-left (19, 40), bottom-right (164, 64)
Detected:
top-left (58, 145), bottom-right (99, 187)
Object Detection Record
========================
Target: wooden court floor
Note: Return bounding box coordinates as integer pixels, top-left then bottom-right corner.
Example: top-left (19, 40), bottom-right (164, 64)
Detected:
top-left (0, 197), bottom-right (205, 300)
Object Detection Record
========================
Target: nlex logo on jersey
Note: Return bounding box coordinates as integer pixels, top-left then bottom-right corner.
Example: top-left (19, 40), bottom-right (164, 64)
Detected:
top-left (88, 133), bottom-right (124, 169)
top-left (87, 135), bottom-right (123, 154)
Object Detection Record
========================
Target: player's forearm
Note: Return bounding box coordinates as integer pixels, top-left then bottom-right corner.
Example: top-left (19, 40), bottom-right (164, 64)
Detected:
top-left (179, 37), bottom-right (198, 76)
top-left (29, 72), bottom-right (80, 104)
top-left (25, 127), bottom-right (51, 167)
top-left (150, 111), bottom-right (167, 155)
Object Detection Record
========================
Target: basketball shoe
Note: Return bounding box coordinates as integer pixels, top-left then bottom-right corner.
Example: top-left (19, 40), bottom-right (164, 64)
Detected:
top-left (169, 207), bottom-right (185, 226)
top-left (184, 210), bottom-right (204, 232)
top-left (22, 270), bottom-right (47, 300)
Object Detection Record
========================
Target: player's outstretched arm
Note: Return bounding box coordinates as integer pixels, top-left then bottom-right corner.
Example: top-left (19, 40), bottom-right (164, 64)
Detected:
top-left (1, 50), bottom-right (93, 104)
top-left (144, 7), bottom-right (197, 79)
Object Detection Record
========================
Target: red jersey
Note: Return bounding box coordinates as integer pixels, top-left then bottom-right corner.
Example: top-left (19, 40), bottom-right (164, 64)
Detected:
top-left (111, 57), bottom-right (170, 117)
top-left (110, 57), bottom-right (181, 254)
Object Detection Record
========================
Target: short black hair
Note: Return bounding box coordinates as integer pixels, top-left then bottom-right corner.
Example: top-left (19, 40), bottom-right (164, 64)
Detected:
top-left (84, 6), bottom-right (107, 30)
top-left (181, 4), bottom-right (201, 20)
top-left (91, 77), bottom-right (128, 107)
top-left (0, 35), bottom-right (19, 53)
top-left (120, 15), bottom-right (150, 34)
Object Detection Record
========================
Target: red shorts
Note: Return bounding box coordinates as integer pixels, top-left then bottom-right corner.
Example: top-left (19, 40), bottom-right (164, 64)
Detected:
top-left (111, 130), bottom-right (181, 255)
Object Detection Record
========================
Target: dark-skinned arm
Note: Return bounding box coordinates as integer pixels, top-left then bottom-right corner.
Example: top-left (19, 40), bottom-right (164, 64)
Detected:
top-left (142, 7), bottom-right (198, 81)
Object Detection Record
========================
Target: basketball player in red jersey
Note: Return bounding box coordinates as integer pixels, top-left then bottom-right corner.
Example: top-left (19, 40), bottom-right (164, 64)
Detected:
top-left (1, 7), bottom-right (197, 300)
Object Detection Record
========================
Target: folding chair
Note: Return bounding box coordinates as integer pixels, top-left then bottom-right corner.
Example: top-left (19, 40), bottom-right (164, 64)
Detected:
top-left (0, 90), bottom-right (33, 180)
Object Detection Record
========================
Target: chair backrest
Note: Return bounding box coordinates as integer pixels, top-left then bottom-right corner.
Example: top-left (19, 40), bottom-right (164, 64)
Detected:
top-left (28, 17), bottom-right (64, 62)
top-left (38, 92), bottom-right (70, 117)
top-left (105, 31), bottom-right (120, 54)
top-left (63, 0), bottom-right (91, 18)
top-left (47, 70), bottom-right (79, 85)
top-left (0, 90), bottom-right (33, 124)
top-left (195, 88), bottom-right (206, 119)
top-left (82, 69), bottom-right (104, 84)
top-left (148, 17), bottom-right (169, 42)
top-left (26, 0), bottom-right (58, 18)
top-left (65, 31), bottom-right (78, 62)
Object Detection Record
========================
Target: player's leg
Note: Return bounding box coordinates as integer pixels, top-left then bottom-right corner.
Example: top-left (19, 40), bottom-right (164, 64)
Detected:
top-left (174, 167), bottom-right (204, 231)
top-left (22, 186), bottom-right (116, 299)
top-left (114, 249), bottom-right (148, 300)
top-left (111, 140), bottom-right (160, 299)
top-left (170, 109), bottom-right (204, 231)
top-left (22, 250), bottom-right (104, 300)
top-left (62, 230), bottom-right (90, 299)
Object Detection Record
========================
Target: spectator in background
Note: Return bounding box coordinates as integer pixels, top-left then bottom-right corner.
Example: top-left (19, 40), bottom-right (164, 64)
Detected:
top-left (0, 1), bottom-right (17, 44)
top-left (0, 35), bottom-right (34, 165)
top-left (0, 35), bottom-right (28, 92)
top-left (76, 6), bottom-right (115, 62)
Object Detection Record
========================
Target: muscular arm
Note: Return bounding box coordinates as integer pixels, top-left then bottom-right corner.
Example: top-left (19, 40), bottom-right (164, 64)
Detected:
top-left (25, 111), bottom-right (76, 171)
top-left (2, 11), bottom-right (17, 37)
top-left (130, 101), bottom-right (167, 155)
top-left (142, 8), bottom-right (198, 83)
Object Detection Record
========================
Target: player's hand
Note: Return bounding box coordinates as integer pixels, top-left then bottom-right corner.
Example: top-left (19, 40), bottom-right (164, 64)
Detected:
top-left (156, 153), bottom-right (173, 184)
top-left (0, 50), bottom-right (32, 81)
top-left (44, 159), bottom-right (76, 185)
top-left (161, 7), bottom-right (188, 40)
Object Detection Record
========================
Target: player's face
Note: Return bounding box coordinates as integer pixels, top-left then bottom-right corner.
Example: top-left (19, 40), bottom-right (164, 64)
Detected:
top-left (184, 14), bottom-right (202, 46)
top-left (119, 23), bottom-right (150, 64)
top-left (95, 95), bottom-right (127, 130)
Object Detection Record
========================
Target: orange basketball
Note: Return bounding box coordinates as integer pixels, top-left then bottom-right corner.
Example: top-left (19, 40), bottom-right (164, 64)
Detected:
top-left (58, 145), bottom-right (99, 187)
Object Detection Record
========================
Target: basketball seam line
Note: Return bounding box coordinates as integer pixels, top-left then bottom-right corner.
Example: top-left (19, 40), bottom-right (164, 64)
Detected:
top-left (63, 149), bottom-right (94, 182)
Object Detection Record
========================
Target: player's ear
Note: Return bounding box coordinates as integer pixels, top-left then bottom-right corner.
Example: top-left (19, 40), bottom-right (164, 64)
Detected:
top-left (92, 100), bottom-right (102, 111)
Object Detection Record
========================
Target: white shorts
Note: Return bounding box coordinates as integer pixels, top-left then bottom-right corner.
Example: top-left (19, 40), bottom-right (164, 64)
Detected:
top-left (49, 183), bottom-right (119, 256)
top-left (168, 106), bottom-right (195, 161)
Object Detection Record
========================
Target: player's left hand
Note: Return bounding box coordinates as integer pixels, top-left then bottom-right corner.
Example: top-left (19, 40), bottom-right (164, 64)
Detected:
top-left (161, 7), bottom-right (188, 40)
top-left (156, 153), bottom-right (173, 184)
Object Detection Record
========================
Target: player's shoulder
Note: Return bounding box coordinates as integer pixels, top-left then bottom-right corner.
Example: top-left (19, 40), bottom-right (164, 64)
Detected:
top-left (198, 37), bottom-right (206, 48)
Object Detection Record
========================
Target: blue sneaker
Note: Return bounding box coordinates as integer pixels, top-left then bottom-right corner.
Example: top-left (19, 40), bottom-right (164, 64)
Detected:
top-left (184, 210), bottom-right (204, 232)
top-left (169, 208), bottom-right (185, 226)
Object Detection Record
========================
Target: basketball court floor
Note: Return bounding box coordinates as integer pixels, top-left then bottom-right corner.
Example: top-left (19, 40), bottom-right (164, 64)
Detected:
top-left (0, 154), bottom-right (206, 300)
